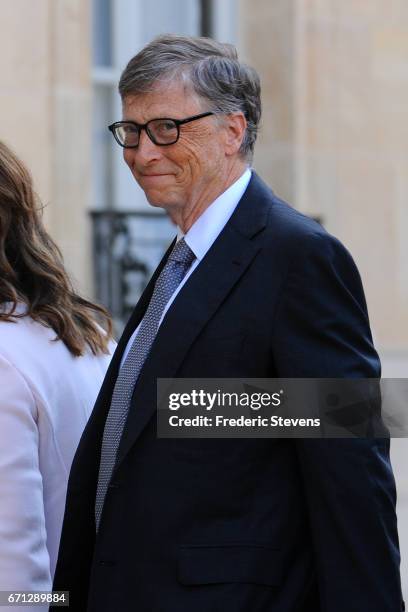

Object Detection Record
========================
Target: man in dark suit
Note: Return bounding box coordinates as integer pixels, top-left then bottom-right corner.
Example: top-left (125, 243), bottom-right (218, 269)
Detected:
top-left (52, 35), bottom-right (403, 611)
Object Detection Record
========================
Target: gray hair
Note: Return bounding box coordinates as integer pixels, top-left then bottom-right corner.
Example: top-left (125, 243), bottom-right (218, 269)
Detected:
top-left (119, 35), bottom-right (261, 161)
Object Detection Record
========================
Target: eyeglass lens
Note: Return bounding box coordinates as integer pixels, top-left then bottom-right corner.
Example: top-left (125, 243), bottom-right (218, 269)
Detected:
top-left (115, 119), bottom-right (179, 147)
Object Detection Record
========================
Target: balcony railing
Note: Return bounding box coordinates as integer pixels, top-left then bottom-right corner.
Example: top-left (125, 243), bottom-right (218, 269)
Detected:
top-left (90, 210), bottom-right (175, 332)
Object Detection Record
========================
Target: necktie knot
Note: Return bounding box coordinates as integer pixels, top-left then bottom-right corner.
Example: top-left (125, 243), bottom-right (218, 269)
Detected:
top-left (168, 238), bottom-right (195, 266)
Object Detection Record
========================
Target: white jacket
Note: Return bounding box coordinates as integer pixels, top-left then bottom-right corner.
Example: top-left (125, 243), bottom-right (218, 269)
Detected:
top-left (0, 308), bottom-right (115, 607)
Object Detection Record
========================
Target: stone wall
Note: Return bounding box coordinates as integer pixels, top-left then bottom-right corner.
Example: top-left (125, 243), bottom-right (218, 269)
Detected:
top-left (0, 0), bottom-right (93, 296)
top-left (239, 0), bottom-right (408, 356)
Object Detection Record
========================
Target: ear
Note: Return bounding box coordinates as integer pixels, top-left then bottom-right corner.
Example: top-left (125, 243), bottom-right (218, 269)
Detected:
top-left (223, 112), bottom-right (247, 156)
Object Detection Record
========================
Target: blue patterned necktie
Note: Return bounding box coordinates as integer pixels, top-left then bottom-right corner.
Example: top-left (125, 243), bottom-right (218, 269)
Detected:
top-left (95, 238), bottom-right (195, 531)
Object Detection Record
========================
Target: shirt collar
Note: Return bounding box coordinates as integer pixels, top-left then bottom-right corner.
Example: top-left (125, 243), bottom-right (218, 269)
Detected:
top-left (177, 168), bottom-right (252, 261)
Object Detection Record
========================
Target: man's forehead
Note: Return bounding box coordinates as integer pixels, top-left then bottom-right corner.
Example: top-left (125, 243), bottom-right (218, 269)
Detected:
top-left (122, 82), bottom-right (202, 120)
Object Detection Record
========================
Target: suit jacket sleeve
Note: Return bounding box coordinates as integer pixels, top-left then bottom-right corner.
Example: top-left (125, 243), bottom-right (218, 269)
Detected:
top-left (271, 231), bottom-right (403, 611)
top-left (0, 355), bottom-right (51, 610)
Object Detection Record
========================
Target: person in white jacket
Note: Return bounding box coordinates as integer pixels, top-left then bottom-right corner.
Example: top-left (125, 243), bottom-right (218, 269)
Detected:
top-left (0, 141), bottom-right (116, 609)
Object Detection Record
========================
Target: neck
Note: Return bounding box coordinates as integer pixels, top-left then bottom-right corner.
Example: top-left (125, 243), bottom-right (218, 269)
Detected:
top-left (171, 160), bottom-right (247, 234)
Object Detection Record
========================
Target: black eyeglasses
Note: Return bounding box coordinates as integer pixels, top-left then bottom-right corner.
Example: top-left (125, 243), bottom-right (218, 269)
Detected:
top-left (108, 111), bottom-right (214, 148)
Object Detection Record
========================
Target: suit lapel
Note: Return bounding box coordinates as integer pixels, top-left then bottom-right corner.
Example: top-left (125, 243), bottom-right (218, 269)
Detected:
top-left (115, 172), bottom-right (272, 469)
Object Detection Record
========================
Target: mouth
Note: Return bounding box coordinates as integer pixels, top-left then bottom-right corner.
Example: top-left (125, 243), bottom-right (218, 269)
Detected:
top-left (138, 172), bottom-right (172, 184)
top-left (140, 173), bottom-right (170, 178)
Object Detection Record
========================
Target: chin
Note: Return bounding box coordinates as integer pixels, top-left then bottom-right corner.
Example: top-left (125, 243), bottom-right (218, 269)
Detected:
top-left (144, 190), bottom-right (180, 211)
top-left (142, 188), bottom-right (164, 206)
top-left (146, 198), bottom-right (166, 211)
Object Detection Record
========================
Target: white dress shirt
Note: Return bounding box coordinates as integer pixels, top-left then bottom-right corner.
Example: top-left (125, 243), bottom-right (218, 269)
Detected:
top-left (121, 168), bottom-right (252, 364)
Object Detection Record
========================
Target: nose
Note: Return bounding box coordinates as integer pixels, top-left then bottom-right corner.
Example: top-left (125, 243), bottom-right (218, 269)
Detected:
top-left (124, 128), bottom-right (162, 168)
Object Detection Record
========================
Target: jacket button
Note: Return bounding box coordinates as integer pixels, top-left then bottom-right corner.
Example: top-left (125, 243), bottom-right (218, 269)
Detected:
top-left (98, 559), bottom-right (116, 566)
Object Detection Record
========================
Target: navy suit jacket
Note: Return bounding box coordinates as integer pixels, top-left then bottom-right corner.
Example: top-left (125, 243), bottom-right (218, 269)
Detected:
top-left (52, 172), bottom-right (403, 611)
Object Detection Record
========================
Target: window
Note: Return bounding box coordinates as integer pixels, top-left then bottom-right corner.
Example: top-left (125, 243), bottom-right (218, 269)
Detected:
top-left (92, 0), bottom-right (206, 212)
